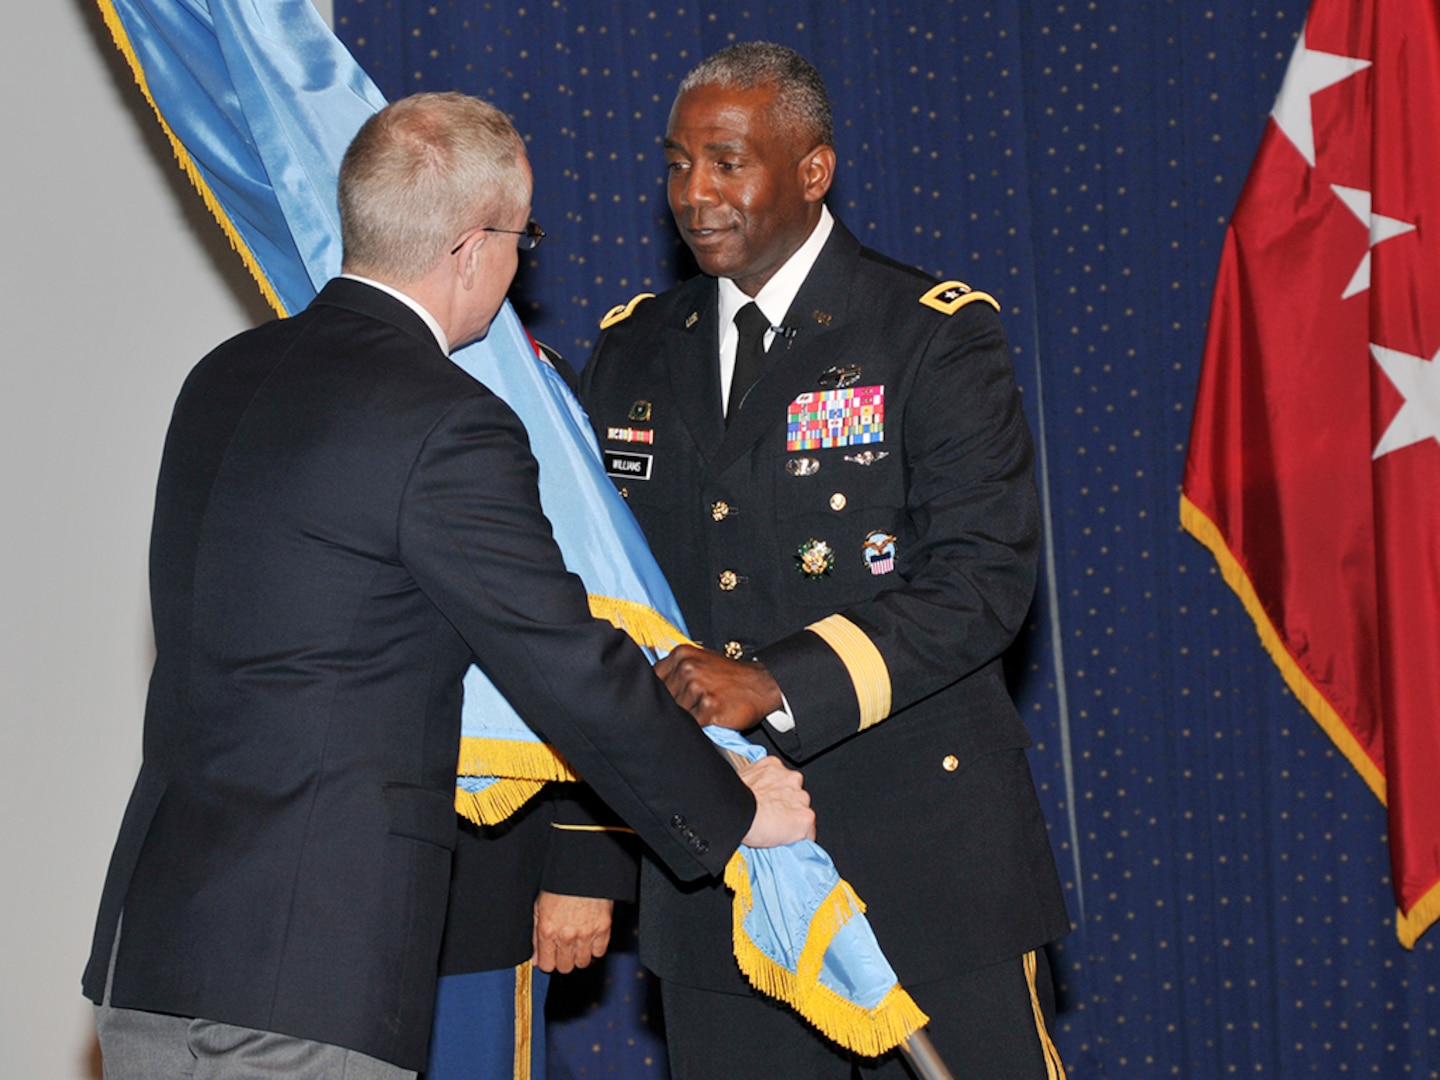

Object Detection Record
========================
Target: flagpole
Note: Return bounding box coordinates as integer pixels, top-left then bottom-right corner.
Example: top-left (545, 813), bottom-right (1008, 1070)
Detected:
top-left (900, 1028), bottom-right (955, 1080)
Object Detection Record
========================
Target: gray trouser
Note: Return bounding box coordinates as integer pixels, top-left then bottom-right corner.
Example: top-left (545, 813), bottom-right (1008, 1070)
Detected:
top-left (95, 915), bottom-right (416, 1080)
top-left (93, 1003), bottom-right (417, 1080)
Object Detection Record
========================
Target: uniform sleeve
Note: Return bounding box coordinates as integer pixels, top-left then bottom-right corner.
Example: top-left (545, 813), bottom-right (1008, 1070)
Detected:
top-left (540, 784), bottom-right (639, 902)
top-left (398, 390), bottom-right (753, 881)
top-left (756, 303), bottom-right (1040, 761)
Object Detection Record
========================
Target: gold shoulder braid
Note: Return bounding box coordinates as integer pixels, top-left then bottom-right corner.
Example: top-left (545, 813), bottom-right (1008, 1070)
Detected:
top-left (919, 280), bottom-right (1000, 315)
top-left (598, 292), bottom-right (656, 330)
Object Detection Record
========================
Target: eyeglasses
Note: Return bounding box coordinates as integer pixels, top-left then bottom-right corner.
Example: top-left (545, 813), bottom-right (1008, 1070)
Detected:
top-left (450, 220), bottom-right (546, 255)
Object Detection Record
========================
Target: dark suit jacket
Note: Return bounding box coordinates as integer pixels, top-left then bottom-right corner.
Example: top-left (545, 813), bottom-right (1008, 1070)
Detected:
top-left (581, 221), bottom-right (1070, 993)
top-left (83, 278), bottom-right (752, 1069)
top-left (435, 341), bottom-right (639, 979)
top-left (436, 784), bottom-right (637, 975)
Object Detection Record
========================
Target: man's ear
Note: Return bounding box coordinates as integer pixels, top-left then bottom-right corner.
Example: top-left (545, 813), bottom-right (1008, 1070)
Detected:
top-left (802, 145), bottom-right (836, 203)
top-left (458, 232), bottom-right (487, 288)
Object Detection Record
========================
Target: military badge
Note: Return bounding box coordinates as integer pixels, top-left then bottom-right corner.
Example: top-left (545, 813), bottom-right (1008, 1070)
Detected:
top-left (817, 365), bottom-right (863, 390)
top-left (812, 310), bottom-right (833, 326)
top-left (607, 426), bottom-right (654, 444)
top-left (685, 311), bottom-right (699, 329)
top-left (786, 456), bottom-right (821, 477)
top-left (796, 539), bottom-right (835, 578)
top-left (787, 385), bottom-right (885, 452)
top-left (844, 450), bottom-right (890, 466)
top-left (627, 400), bottom-right (652, 422)
top-left (862, 531), bottom-right (897, 576)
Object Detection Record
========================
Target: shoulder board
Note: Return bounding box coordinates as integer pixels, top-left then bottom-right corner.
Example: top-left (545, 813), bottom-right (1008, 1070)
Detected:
top-left (919, 280), bottom-right (1000, 315)
top-left (598, 292), bottom-right (656, 330)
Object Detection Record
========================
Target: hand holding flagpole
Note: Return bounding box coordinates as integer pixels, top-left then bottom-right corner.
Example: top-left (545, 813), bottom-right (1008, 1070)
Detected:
top-left (736, 756), bottom-right (815, 847)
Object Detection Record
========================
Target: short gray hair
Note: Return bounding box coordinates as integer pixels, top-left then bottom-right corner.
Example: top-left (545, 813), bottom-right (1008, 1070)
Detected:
top-left (338, 92), bottom-right (528, 283)
top-left (676, 42), bottom-right (834, 149)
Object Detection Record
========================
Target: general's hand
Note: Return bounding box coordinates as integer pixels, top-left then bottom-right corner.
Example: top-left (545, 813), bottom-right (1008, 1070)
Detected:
top-left (738, 756), bottom-right (816, 847)
top-left (654, 644), bottom-right (784, 731)
top-left (532, 892), bottom-right (613, 973)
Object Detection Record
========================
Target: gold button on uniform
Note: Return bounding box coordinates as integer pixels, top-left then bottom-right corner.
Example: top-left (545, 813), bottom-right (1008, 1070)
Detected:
top-left (829, 492), bottom-right (847, 511)
top-left (711, 500), bottom-right (731, 521)
top-left (941, 755), bottom-right (959, 772)
top-left (724, 641), bottom-right (744, 660)
top-left (718, 570), bottom-right (739, 591)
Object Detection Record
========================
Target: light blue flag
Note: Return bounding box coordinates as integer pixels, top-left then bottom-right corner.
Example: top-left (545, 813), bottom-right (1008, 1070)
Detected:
top-left (95, 0), bottom-right (927, 1054)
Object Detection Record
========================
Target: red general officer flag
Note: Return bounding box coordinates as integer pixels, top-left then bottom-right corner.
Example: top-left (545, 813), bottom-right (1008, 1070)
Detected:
top-left (1182, 0), bottom-right (1440, 947)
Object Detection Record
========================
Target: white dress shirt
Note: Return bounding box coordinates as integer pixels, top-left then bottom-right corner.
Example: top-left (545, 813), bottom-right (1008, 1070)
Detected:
top-left (712, 206), bottom-right (836, 732)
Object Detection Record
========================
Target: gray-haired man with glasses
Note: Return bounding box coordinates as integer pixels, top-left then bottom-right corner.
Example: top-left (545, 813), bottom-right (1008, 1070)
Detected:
top-left (84, 90), bottom-right (813, 1080)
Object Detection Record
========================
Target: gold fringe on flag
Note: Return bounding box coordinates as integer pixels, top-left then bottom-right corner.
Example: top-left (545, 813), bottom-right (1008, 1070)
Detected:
top-left (454, 778), bottom-right (548, 828)
top-left (587, 594), bottom-right (693, 651)
top-left (93, 0), bottom-right (289, 320)
top-left (457, 736), bottom-right (577, 784)
top-left (1179, 495), bottom-right (1385, 800)
top-left (1178, 495), bottom-right (1440, 946)
top-left (723, 852), bottom-right (929, 1057)
top-left (449, 594), bottom-right (685, 826)
top-left (1397, 880), bottom-right (1440, 950)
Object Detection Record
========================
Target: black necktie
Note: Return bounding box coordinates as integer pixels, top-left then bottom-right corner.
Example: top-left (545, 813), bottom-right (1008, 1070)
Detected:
top-left (728, 301), bottom-right (770, 425)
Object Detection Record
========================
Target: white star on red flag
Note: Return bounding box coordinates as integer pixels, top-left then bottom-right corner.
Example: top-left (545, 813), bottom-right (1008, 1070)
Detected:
top-left (1271, 21), bottom-right (1371, 166)
top-left (1331, 186), bottom-right (1418, 299)
top-left (1372, 345), bottom-right (1440, 458)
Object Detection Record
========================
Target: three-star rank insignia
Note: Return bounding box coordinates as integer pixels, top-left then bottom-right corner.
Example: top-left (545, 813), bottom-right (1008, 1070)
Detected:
top-left (863, 530), bottom-right (898, 576)
top-left (628, 400), bottom-right (652, 422)
top-left (796, 538), bottom-right (835, 578)
top-left (919, 280), bottom-right (1001, 315)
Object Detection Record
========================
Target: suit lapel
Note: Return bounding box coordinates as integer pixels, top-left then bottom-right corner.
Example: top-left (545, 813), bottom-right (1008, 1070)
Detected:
top-left (708, 226), bottom-right (863, 477)
top-left (663, 283), bottom-right (726, 463)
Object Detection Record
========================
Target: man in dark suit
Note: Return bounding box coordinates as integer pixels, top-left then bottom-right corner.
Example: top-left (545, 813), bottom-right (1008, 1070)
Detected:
top-left (83, 91), bottom-right (813, 1080)
top-left (581, 44), bottom-right (1071, 1078)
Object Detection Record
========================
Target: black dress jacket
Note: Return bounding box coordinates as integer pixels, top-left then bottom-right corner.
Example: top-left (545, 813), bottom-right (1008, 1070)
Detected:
top-left (581, 222), bottom-right (1070, 993)
top-left (83, 279), bottom-right (752, 1069)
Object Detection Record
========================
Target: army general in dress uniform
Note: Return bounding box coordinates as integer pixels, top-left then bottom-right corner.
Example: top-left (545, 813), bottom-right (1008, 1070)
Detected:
top-left (580, 43), bottom-right (1072, 1079)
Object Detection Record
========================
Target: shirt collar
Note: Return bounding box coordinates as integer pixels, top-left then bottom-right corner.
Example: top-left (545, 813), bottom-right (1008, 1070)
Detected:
top-left (340, 273), bottom-right (450, 355)
top-left (717, 205), bottom-right (834, 335)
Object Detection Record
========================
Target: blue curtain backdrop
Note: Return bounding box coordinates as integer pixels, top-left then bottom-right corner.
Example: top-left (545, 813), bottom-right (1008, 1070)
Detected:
top-left (332, 2), bottom-right (1440, 1076)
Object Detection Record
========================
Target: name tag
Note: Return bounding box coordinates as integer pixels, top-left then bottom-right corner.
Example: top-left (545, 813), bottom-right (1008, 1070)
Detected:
top-left (605, 451), bottom-right (653, 480)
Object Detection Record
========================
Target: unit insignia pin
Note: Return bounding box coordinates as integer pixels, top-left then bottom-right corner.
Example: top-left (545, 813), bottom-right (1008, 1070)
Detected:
top-left (862, 531), bottom-right (898, 576)
top-left (795, 539), bottom-right (835, 578)
top-left (811, 310), bottom-right (833, 326)
top-left (817, 365), bottom-right (863, 390)
top-left (628, 400), bottom-right (652, 422)
top-left (786, 457), bottom-right (821, 477)
top-left (685, 311), bottom-right (699, 329)
top-left (843, 450), bottom-right (890, 467)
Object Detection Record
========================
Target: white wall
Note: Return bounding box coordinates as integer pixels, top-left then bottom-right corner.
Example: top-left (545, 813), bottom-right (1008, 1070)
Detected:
top-left (0, 2), bottom-right (285, 1074)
